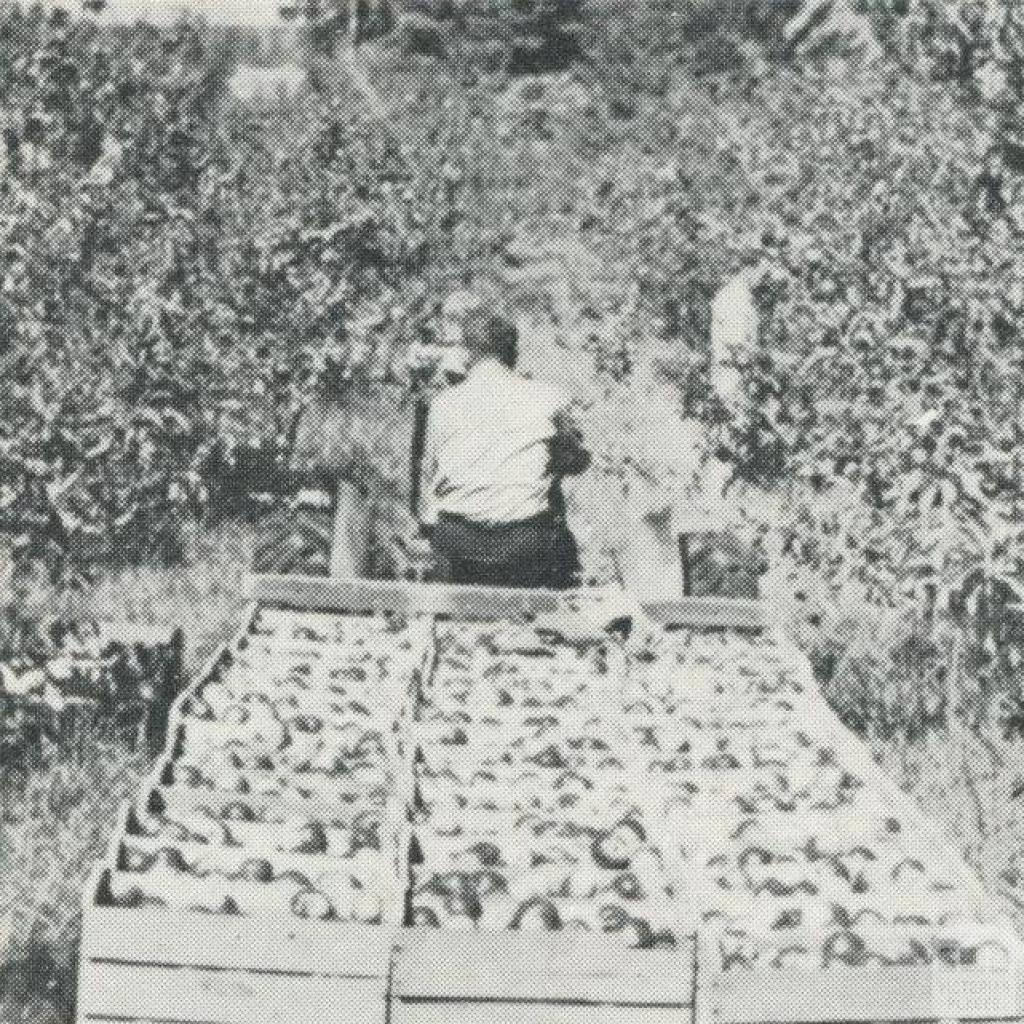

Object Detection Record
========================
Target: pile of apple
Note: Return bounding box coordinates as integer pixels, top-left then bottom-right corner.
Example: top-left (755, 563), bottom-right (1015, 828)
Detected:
top-left (99, 606), bottom-right (432, 925)
top-left (631, 630), bottom-right (1008, 963)
top-left (93, 602), bottom-right (1008, 964)
top-left (711, 917), bottom-right (1016, 972)
top-left (408, 623), bottom-right (688, 947)
top-left (133, 798), bottom-right (382, 856)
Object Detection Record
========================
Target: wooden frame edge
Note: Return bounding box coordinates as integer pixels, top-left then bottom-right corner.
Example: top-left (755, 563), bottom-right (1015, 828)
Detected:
top-left (245, 574), bottom-right (770, 630)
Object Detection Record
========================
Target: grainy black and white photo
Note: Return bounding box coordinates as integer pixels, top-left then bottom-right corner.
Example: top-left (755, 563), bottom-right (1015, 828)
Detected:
top-left (2, 1), bottom-right (1024, 1023)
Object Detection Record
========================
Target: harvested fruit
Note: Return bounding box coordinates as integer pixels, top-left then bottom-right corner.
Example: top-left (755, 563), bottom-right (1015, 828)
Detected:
top-left (95, 599), bottom-right (1013, 988)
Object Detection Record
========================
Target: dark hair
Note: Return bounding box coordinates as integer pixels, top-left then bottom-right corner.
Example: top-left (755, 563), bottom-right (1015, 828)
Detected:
top-left (463, 310), bottom-right (518, 369)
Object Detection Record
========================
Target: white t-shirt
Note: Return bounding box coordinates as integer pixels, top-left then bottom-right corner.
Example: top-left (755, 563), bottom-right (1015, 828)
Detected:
top-left (419, 360), bottom-right (568, 527)
top-left (710, 274), bottom-right (759, 408)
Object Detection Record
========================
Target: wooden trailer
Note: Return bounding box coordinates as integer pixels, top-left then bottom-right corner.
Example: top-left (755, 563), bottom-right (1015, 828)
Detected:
top-left (76, 574), bottom-right (1024, 1024)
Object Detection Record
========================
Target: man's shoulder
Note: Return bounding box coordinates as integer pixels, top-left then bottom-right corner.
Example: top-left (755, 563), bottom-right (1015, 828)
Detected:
top-left (515, 373), bottom-right (568, 411)
top-left (713, 275), bottom-right (751, 310)
top-left (430, 379), bottom-right (472, 414)
top-left (432, 366), bottom-right (567, 418)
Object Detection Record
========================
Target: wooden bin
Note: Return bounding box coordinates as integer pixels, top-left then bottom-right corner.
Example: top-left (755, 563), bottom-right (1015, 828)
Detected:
top-left (74, 575), bottom-right (1024, 1024)
top-left (696, 919), bottom-right (1024, 1024)
top-left (77, 866), bottom-right (391, 1024)
top-left (391, 928), bottom-right (697, 1024)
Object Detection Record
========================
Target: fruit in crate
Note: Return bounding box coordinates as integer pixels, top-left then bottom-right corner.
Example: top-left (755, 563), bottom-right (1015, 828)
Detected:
top-left (87, 600), bottom-right (1015, 986)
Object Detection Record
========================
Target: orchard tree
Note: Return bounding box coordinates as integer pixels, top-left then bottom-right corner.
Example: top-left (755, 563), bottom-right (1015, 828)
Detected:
top-left (278, 0), bottom-right (397, 52)
top-left (467, 0), bottom-right (586, 73)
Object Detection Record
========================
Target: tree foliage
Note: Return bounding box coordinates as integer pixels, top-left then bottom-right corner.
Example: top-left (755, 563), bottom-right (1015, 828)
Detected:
top-left (0, 5), bottom-right (451, 580)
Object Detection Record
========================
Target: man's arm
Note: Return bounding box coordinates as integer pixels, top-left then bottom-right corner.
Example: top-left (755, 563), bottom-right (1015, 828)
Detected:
top-left (550, 407), bottom-right (591, 477)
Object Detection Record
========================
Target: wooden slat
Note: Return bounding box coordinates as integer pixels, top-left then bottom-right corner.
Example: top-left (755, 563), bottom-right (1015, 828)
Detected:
top-left (645, 598), bottom-right (767, 631)
top-left (247, 573), bottom-right (770, 630)
top-left (707, 965), bottom-right (1022, 1023)
top-left (392, 1000), bottom-right (687, 1024)
top-left (394, 929), bottom-right (695, 1005)
top-left (81, 906), bottom-right (391, 976)
top-left (246, 574), bottom-right (564, 620)
top-left (78, 962), bottom-right (385, 1024)
top-left (143, 783), bottom-right (387, 823)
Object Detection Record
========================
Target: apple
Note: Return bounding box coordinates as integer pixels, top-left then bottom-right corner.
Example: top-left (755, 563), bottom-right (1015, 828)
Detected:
top-left (236, 858), bottom-right (274, 883)
top-left (223, 705), bottom-right (249, 726)
top-left (220, 895), bottom-right (241, 915)
top-left (823, 929), bottom-right (869, 967)
top-left (467, 841), bottom-right (503, 868)
top-left (592, 820), bottom-right (646, 871)
top-left (115, 884), bottom-right (146, 908)
top-left (620, 916), bottom-right (654, 949)
top-left (598, 903), bottom-right (630, 932)
top-left (121, 845), bottom-right (155, 872)
top-left (291, 821), bottom-right (329, 855)
top-left (222, 801), bottom-right (255, 822)
top-left (510, 897), bottom-right (562, 931)
top-left (411, 906), bottom-right (440, 927)
top-left (152, 846), bottom-right (190, 873)
top-left (771, 944), bottom-right (813, 969)
top-left (612, 872), bottom-right (645, 900)
top-left (292, 890), bottom-right (334, 920)
top-left (278, 869), bottom-right (313, 890)
top-left (213, 769), bottom-right (249, 794)
top-left (177, 765), bottom-right (205, 788)
top-left (189, 697), bottom-right (214, 721)
top-left (772, 908), bottom-right (802, 930)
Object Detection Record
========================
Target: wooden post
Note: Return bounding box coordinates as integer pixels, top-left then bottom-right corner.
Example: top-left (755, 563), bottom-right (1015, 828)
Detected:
top-left (678, 533), bottom-right (692, 597)
top-left (330, 480), bottom-right (371, 579)
top-left (410, 395), bottom-right (429, 520)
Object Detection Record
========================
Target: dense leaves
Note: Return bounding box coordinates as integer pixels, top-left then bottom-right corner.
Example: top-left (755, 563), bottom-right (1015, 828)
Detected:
top-left (0, 6), bottom-right (451, 579)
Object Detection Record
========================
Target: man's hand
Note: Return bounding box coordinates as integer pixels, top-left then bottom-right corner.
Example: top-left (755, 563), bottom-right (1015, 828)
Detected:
top-left (406, 528), bottom-right (434, 560)
top-left (550, 410), bottom-right (591, 477)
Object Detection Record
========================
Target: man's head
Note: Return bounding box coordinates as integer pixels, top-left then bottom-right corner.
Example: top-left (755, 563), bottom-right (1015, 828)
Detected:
top-left (440, 289), bottom-right (486, 347)
top-left (462, 310), bottom-right (519, 370)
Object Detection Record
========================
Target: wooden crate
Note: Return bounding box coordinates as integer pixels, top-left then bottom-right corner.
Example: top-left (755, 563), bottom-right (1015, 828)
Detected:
top-left (74, 575), bottom-right (1024, 1024)
top-left (77, 868), bottom-right (391, 1024)
top-left (697, 919), bottom-right (1024, 1024)
top-left (391, 928), bottom-right (696, 1024)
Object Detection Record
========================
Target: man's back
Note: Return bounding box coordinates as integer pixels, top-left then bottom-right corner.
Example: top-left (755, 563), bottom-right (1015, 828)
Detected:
top-left (423, 360), bottom-right (565, 526)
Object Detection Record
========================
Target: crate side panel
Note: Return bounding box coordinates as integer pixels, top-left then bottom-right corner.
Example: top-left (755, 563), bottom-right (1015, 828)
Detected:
top-left (395, 929), bottom-right (695, 1005)
top-left (77, 962), bottom-right (385, 1024)
top-left (81, 906), bottom-right (391, 976)
top-left (246, 573), bottom-right (564, 619)
top-left (393, 1000), bottom-right (688, 1024)
top-left (708, 966), bottom-right (1021, 1024)
top-left (644, 598), bottom-right (767, 631)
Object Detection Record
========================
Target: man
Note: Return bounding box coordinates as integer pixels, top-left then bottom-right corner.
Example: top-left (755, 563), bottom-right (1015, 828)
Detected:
top-left (417, 310), bottom-right (589, 590)
top-left (409, 288), bottom-right (486, 522)
top-left (709, 237), bottom-right (770, 419)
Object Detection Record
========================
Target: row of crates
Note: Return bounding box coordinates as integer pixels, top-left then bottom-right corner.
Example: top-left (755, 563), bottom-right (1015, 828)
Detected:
top-left (76, 574), bottom-right (1024, 1024)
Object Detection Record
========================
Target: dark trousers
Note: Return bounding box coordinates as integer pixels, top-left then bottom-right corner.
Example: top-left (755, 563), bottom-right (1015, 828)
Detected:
top-left (432, 511), bottom-right (579, 590)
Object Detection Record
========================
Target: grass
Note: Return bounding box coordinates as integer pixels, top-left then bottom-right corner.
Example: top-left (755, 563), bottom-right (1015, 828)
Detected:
top-left (872, 728), bottom-right (1024, 929)
top-left (3, 521), bottom-right (1024, 1022)
top-left (7, 521), bottom-right (257, 675)
top-left (0, 742), bottom-right (146, 1024)
top-left (0, 521), bottom-right (257, 1024)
